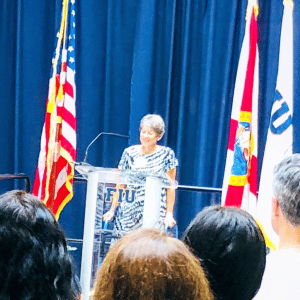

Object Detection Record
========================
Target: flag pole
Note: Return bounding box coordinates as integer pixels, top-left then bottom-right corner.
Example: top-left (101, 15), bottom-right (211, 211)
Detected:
top-left (49, 123), bottom-right (62, 211)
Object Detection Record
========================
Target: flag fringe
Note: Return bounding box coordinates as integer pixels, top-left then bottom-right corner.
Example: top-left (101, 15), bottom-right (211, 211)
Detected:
top-left (256, 219), bottom-right (277, 251)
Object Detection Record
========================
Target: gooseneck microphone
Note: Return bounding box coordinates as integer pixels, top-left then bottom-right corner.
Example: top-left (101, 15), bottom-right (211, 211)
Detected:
top-left (83, 132), bottom-right (130, 163)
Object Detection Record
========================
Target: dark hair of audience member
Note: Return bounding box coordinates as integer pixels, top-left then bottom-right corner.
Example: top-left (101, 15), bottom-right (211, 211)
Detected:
top-left (182, 205), bottom-right (266, 300)
top-left (93, 228), bottom-right (213, 300)
top-left (0, 190), bottom-right (79, 300)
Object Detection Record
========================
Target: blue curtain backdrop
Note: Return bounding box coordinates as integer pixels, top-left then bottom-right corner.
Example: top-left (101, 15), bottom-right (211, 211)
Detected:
top-left (1, 0), bottom-right (299, 271)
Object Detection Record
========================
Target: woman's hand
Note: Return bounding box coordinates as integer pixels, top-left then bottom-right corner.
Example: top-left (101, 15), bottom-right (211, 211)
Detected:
top-left (103, 209), bottom-right (115, 221)
top-left (163, 212), bottom-right (176, 228)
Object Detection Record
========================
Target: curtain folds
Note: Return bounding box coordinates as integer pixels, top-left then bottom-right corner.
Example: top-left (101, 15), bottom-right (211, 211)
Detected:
top-left (0, 0), bottom-right (297, 248)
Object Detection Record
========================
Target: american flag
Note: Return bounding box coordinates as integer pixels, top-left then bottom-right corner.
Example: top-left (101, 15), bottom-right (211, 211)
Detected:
top-left (33, 0), bottom-right (76, 219)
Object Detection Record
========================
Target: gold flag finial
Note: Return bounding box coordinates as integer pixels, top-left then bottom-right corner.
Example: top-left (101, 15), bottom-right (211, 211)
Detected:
top-left (284, 0), bottom-right (294, 10)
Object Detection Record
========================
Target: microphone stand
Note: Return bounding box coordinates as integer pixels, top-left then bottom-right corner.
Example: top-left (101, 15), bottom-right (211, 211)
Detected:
top-left (83, 132), bottom-right (129, 163)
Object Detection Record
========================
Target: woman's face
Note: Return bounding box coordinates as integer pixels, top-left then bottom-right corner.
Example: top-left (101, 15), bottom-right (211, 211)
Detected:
top-left (140, 126), bottom-right (161, 148)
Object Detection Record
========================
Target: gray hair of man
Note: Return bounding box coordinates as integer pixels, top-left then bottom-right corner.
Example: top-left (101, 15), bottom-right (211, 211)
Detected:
top-left (273, 153), bottom-right (300, 227)
top-left (139, 114), bottom-right (165, 136)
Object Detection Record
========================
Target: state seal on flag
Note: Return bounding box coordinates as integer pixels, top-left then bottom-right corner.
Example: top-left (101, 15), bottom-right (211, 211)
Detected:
top-left (231, 121), bottom-right (251, 178)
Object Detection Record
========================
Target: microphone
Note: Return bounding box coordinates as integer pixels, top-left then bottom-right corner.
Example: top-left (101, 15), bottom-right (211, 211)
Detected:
top-left (83, 132), bottom-right (130, 163)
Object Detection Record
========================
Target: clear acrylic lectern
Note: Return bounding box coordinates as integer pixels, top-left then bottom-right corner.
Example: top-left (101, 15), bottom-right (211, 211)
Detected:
top-left (75, 163), bottom-right (177, 300)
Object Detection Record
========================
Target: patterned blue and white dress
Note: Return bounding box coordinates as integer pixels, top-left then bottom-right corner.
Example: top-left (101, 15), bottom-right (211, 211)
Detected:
top-left (114, 145), bottom-right (178, 235)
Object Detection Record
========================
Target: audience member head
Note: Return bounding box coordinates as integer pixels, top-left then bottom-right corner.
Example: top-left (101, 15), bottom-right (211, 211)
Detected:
top-left (182, 205), bottom-right (266, 300)
top-left (93, 228), bottom-right (213, 300)
top-left (0, 190), bottom-right (79, 300)
top-left (272, 153), bottom-right (300, 229)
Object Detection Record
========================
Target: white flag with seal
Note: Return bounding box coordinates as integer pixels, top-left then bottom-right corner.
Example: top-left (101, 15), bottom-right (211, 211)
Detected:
top-left (256, 0), bottom-right (293, 250)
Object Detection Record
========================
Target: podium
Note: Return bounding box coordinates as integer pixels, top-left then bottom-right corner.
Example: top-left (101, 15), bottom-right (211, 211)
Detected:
top-left (75, 163), bottom-right (177, 300)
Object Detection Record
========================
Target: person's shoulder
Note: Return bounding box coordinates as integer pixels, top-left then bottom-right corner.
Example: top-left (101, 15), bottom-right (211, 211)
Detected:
top-left (267, 249), bottom-right (300, 262)
top-left (263, 250), bottom-right (294, 272)
top-left (162, 146), bottom-right (177, 159)
top-left (159, 146), bottom-right (175, 154)
top-left (159, 146), bottom-right (178, 167)
top-left (254, 251), bottom-right (300, 300)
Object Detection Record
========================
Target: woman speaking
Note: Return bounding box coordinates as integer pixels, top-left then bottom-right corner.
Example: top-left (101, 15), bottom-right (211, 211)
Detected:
top-left (103, 114), bottom-right (178, 235)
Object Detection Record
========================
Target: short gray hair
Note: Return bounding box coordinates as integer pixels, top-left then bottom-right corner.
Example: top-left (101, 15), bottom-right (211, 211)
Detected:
top-left (139, 114), bottom-right (165, 136)
top-left (273, 154), bottom-right (300, 227)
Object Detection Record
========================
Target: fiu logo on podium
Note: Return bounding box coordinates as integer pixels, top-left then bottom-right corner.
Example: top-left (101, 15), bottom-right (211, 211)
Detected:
top-left (105, 187), bottom-right (136, 203)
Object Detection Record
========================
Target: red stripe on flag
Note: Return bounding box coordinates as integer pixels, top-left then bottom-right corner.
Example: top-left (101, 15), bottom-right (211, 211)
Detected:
top-left (249, 155), bottom-right (258, 196)
top-left (53, 183), bottom-right (72, 215)
top-left (33, 167), bottom-right (41, 196)
top-left (45, 112), bottom-right (51, 147)
top-left (62, 107), bottom-right (76, 130)
top-left (65, 81), bottom-right (74, 98)
top-left (52, 159), bottom-right (73, 213)
top-left (61, 136), bottom-right (76, 159)
top-left (40, 167), bottom-right (48, 201)
top-left (228, 119), bottom-right (238, 151)
top-left (241, 11), bottom-right (258, 113)
top-left (56, 156), bottom-right (67, 174)
top-left (43, 165), bottom-right (55, 208)
top-left (224, 185), bottom-right (244, 207)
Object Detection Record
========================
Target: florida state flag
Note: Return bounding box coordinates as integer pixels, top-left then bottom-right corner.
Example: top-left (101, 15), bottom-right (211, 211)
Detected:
top-left (222, 0), bottom-right (259, 214)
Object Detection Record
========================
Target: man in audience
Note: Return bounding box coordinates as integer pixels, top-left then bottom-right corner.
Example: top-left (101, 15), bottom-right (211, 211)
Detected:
top-left (254, 154), bottom-right (300, 299)
top-left (0, 190), bottom-right (80, 300)
top-left (182, 205), bottom-right (266, 300)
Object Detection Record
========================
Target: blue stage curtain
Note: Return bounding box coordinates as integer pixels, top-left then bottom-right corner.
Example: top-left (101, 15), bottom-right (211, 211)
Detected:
top-left (0, 0), bottom-right (298, 253)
